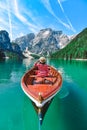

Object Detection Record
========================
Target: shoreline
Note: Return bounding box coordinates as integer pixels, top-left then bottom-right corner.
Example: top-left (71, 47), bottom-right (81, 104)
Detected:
top-left (75, 58), bottom-right (87, 61)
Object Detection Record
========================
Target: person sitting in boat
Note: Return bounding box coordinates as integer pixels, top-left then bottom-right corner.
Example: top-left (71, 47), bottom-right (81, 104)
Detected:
top-left (33, 57), bottom-right (52, 84)
top-left (34, 57), bottom-right (49, 77)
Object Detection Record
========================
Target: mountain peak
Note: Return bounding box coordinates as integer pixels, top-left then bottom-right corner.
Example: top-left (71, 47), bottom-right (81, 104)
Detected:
top-left (13, 28), bottom-right (70, 56)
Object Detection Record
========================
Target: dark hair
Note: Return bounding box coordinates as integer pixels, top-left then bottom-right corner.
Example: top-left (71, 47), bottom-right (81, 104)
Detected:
top-left (40, 62), bottom-right (45, 64)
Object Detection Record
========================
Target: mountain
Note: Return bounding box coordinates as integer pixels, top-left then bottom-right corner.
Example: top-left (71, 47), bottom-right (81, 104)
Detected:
top-left (30, 28), bottom-right (69, 55)
top-left (0, 28), bottom-right (75, 59)
top-left (13, 33), bottom-right (35, 51)
top-left (0, 30), bottom-right (12, 51)
top-left (50, 28), bottom-right (87, 59)
top-left (13, 28), bottom-right (70, 56)
top-left (0, 30), bottom-right (22, 59)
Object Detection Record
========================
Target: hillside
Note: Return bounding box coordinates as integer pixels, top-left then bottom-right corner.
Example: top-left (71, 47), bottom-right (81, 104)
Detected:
top-left (50, 28), bottom-right (87, 59)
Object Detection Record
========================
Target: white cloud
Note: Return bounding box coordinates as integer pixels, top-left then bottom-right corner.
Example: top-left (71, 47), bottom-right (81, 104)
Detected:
top-left (57, 0), bottom-right (76, 32)
top-left (21, 8), bottom-right (43, 28)
top-left (13, 0), bottom-right (40, 31)
top-left (0, 0), bottom-right (42, 39)
top-left (0, 0), bottom-right (77, 40)
top-left (41, 0), bottom-right (76, 32)
top-left (6, 0), bottom-right (13, 41)
top-left (16, 32), bottom-right (25, 38)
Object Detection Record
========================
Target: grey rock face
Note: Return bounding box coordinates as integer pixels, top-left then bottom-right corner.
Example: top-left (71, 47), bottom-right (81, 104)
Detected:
top-left (0, 30), bottom-right (12, 50)
top-left (13, 28), bottom-right (70, 56)
top-left (13, 33), bottom-right (35, 51)
top-left (30, 28), bottom-right (69, 55)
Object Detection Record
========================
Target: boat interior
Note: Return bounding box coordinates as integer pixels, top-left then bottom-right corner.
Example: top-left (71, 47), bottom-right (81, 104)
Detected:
top-left (23, 66), bottom-right (60, 87)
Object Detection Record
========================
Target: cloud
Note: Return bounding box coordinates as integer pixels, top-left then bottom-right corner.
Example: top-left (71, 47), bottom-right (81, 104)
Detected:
top-left (0, 0), bottom-right (14, 40)
top-left (6, 0), bottom-right (13, 41)
top-left (57, 0), bottom-right (65, 13)
top-left (18, 3), bottom-right (43, 29)
top-left (40, 0), bottom-right (76, 32)
top-left (0, 0), bottom-right (77, 40)
top-left (0, 0), bottom-right (44, 39)
top-left (0, 0), bottom-right (43, 39)
top-left (13, 0), bottom-right (40, 32)
top-left (0, 2), bottom-right (8, 22)
top-left (57, 0), bottom-right (76, 32)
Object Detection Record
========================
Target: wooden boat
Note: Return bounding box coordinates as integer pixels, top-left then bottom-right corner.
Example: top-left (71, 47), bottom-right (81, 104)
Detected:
top-left (21, 65), bottom-right (62, 124)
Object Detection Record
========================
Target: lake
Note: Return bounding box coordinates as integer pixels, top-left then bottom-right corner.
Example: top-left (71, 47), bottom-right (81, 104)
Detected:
top-left (0, 58), bottom-right (87, 130)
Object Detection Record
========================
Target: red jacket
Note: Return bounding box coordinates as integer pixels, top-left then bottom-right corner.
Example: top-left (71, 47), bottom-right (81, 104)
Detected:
top-left (34, 62), bottom-right (49, 77)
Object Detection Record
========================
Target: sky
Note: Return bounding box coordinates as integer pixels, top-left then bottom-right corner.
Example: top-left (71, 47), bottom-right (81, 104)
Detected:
top-left (0, 0), bottom-right (87, 41)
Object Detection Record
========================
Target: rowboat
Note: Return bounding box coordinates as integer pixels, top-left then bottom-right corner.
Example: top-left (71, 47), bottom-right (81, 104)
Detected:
top-left (21, 65), bottom-right (62, 124)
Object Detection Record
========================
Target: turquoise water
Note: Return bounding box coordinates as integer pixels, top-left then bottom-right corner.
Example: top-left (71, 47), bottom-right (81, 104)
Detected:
top-left (0, 59), bottom-right (87, 130)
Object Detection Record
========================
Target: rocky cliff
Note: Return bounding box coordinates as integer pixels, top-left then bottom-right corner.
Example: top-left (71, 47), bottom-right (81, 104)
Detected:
top-left (0, 28), bottom-right (70, 59)
top-left (0, 30), bottom-right (12, 51)
top-left (13, 33), bottom-right (35, 51)
top-left (31, 28), bottom-right (69, 55)
top-left (0, 30), bottom-right (22, 59)
top-left (13, 28), bottom-right (70, 56)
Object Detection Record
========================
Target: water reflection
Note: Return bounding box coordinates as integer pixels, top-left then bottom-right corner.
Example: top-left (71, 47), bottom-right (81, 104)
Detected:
top-left (22, 95), bottom-right (38, 130)
top-left (61, 83), bottom-right (87, 130)
top-left (22, 58), bottom-right (34, 69)
top-left (58, 82), bottom-right (69, 99)
top-left (0, 59), bottom-right (87, 130)
top-left (0, 59), bottom-right (23, 83)
top-left (12, 59), bottom-right (87, 130)
top-left (42, 81), bottom-right (87, 130)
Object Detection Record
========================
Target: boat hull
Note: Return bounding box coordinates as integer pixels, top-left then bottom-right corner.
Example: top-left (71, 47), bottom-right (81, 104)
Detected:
top-left (21, 65), bottom-right (62, 123)
top-left (21, 81), bottom-right (61, 107)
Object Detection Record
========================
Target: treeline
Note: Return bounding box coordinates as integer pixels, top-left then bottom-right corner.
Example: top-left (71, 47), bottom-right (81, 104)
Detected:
top-left (50, 28), bottom-right (87, 59)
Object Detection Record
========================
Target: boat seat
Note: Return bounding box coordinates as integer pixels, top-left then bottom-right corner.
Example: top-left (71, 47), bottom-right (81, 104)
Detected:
top-left (33, 76), bottom-right (57, 85)
top-left (29, 70), bottom-right (58, 85)
top-left (44, 77), bottom-right (57, 84)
